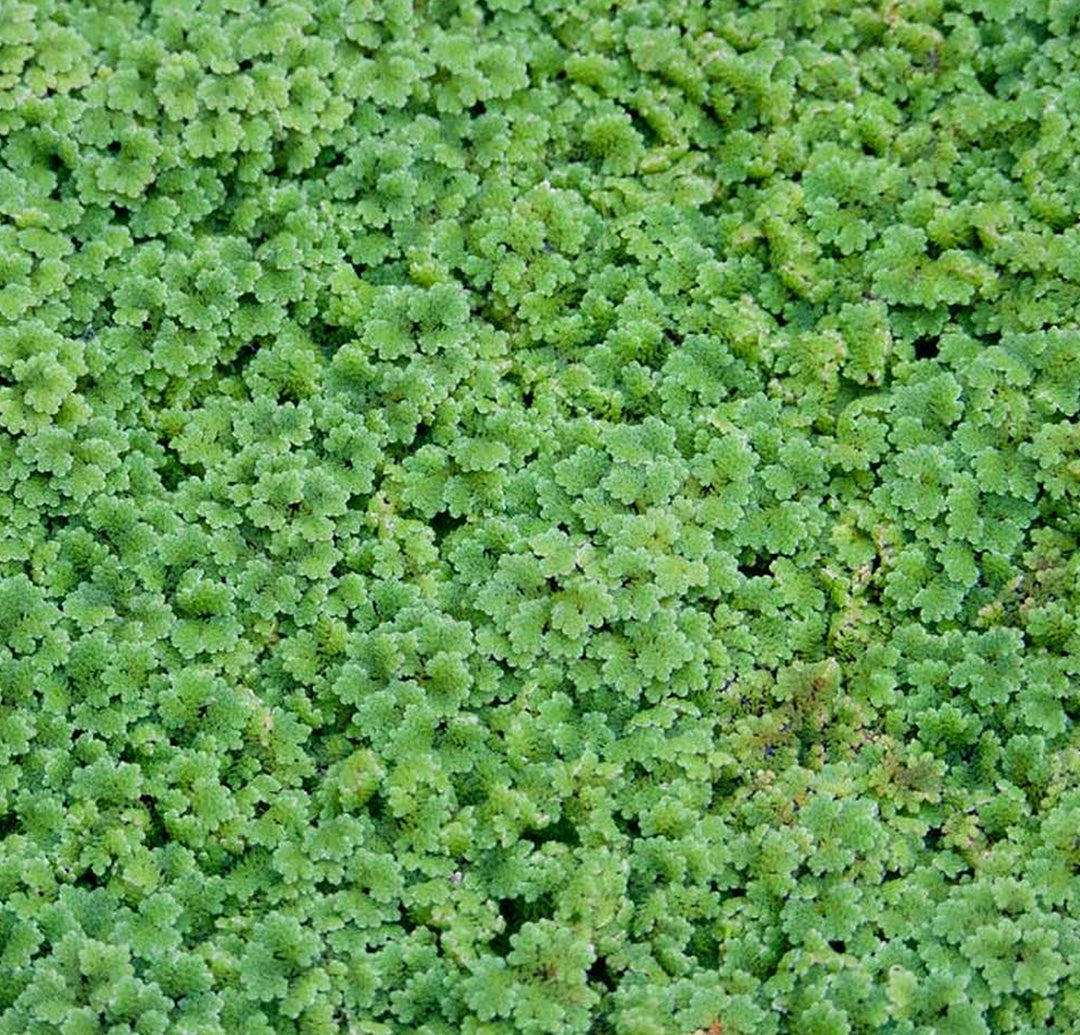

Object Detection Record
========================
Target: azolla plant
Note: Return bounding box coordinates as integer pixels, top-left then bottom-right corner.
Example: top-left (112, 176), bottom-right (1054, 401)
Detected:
top-left (2, 0), bottom-right (1080, 1032)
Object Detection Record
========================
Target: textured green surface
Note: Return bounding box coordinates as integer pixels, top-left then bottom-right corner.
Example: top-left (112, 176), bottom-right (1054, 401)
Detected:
top-left (3, 0), bottom-right (1080, 1032)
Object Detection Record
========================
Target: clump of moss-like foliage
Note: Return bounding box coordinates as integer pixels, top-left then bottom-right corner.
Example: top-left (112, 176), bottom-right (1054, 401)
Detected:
top-left (3, 0), bottom-right (1080, 1032)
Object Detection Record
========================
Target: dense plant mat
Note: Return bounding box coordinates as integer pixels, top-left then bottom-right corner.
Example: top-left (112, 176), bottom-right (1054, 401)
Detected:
top-left (3, 0), bottom-right (1080, 1032)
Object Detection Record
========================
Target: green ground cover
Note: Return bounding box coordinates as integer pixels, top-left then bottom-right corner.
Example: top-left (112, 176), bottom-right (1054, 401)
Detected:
top-left (2, 0), bottom-right (1080, 1032)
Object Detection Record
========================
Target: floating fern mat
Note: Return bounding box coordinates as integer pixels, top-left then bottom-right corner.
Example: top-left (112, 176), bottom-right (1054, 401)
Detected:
top-left (2, 0), bottom-right (1080, 1032)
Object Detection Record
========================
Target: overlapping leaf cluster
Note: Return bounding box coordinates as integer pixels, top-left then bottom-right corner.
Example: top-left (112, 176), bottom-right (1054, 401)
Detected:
top-left (3, 0), bottom-right (1080, 1032)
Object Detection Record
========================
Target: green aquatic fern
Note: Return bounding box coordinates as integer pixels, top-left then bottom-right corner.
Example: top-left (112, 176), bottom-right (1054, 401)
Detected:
top-left (2, 0), bottom-right (1080, 1033)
